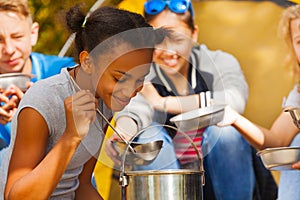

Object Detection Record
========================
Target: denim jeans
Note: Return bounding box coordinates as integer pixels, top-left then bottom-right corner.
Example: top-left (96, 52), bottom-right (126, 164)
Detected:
top-left (202, 126), bottom-right (255, 200)
top-left (134, 124), bottom-right (255, 200)
top-left (278, 133), bottom-right (300, 200)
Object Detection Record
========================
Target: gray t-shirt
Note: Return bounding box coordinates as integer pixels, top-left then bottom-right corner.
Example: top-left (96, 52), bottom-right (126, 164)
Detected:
top-left (282, 84), bottom-right (300, 108)
top-left (0, 68), bottom-right (108, 199)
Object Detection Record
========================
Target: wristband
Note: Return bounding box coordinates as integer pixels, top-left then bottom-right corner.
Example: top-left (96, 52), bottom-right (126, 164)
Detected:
top-left (199, 92), bottom-right (205, 108)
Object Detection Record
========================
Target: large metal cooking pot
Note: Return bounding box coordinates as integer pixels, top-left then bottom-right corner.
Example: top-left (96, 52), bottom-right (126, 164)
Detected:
top-left (124, 169), bottom-right (203, 200)
top-left (119, 125), bottom-right (204, 200)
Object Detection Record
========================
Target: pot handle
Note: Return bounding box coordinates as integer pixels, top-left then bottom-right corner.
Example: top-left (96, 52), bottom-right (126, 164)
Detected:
top-left (119, 124), bottom-right (205, 186)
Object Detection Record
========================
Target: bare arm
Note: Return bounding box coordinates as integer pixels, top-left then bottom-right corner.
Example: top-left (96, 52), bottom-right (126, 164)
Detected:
top-left (140, 83), bottom-right (200, 114)
top-left (222, 106), bottom-right (299, 150)
top-left (5, 90), bottom-right (96, 199)
top-left (75, 157), bottom-right (103, 200)
top-left (199, 46), bottom-right (248, 114)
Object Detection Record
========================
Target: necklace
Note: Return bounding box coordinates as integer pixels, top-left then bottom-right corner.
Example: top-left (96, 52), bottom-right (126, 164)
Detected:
top-left (73, 67), bottom-right (77, 80)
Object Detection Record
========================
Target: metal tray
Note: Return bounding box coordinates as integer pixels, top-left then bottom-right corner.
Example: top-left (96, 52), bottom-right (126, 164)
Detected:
top-left (170, 105), bottom-right (225, 132)
top-left (257, 146), bottom-right (300, 170)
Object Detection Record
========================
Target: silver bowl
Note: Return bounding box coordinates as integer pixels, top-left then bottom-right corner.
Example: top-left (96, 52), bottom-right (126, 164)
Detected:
top-left (257, 146), bottom-right (300, 170)
top-left (170, 105), bottom-right (225, 132)
top-left (114, 140), bottom-right (163, 166)
top-left (0, 73), bottom-right (31, 91)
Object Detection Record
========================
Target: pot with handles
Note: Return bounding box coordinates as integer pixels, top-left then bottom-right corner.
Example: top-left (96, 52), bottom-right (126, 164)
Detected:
top-left (119, 124), bottom-right (204, 200)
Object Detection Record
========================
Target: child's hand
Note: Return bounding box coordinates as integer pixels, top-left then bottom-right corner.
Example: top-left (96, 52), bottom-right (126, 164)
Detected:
top-left (140, 83), bottom-right (163, 110)
top-left (217, 105), bottom-right (239, 127)
top-left (0, 85), bottom-right (25, 124)
top-left (291, 161), bottom-right (300, 170)
top-left (105, 133), bottom-right (123, 166)
top-left (105, 117), bottom-right (137, 166)
top-left (64, 90), bottom-right (97, 140)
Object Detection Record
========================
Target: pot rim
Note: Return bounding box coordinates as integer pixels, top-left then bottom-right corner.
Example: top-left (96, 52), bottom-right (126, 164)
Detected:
top-left (125, 169), bottom-right (203, 176)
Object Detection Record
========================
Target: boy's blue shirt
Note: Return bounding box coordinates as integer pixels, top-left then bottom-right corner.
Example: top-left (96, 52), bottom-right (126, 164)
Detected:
top-left (0, 52), bottom-right (76, 146)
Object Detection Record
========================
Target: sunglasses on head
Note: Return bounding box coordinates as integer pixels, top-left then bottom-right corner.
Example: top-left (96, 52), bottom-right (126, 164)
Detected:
top-left (144, 0), bottom-right (194, 17)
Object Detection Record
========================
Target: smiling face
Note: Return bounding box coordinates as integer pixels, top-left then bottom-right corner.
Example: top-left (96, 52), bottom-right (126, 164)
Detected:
top-left (148, 10), bottom-right (198, 75)
top-left (78, 46), bottom-right (153, 112)
top-left (0, 11), bottom-right (38, 74)
top-left (97, 49), bottom-right (152, 111)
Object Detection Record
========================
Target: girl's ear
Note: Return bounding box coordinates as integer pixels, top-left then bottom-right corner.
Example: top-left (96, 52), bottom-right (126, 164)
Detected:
top-left (79, 51), bottom-right (93, 74)
top-left (192, 25), bottom-right (199, 43)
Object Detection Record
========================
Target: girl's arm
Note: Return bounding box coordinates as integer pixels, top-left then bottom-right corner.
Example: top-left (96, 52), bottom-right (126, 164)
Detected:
top-left (200, 48), bottom-right (248, 114)
top-left (140, 83), bottom-right (200, 114)
top-left (5, 107), bottom-right (81, 199)
top-left (5, 90), bottom-right (96, 200)
top-left (75, 157), bottom-right (103, 200)
top-left (222, 106), bottom-right (299, 149)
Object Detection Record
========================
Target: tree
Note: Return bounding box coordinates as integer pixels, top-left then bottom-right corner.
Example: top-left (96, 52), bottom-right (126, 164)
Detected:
top-left (29, 0), bottom-right (120, 56)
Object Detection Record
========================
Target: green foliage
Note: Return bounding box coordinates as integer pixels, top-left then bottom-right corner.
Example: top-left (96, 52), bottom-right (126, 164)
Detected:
top-left (29, 0), bottom-right (121, 56)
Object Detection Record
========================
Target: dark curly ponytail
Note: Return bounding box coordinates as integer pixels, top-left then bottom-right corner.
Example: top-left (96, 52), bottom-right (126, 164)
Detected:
top-left (65, 5), bottom-right (172, 61)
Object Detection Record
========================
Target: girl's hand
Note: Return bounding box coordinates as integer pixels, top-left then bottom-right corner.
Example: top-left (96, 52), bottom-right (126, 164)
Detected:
top-left (140, 83), bottom-right (163, 110)
top-left (217, 105), bottom-right (239, 127)
top-left (64, 90), bottom-right (97, 140)
top-left (292, 161), bottom-right (300, 170)
top-left (105, 119), bottom-right (136, 166)
top-left (105, 133), bottom-right (123, 166)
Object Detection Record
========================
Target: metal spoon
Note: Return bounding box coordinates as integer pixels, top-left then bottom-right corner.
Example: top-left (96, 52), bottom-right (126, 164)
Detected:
top-left (96, 108), bottom-right (136, 153)
top-left (96, 108), bottom-right (163, 164)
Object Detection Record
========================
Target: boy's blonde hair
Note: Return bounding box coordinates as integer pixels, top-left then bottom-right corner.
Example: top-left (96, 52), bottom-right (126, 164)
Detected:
top-left (0, 0), bottom-right (31, 20)
top-left (279, 5), bottom-right (300, 80)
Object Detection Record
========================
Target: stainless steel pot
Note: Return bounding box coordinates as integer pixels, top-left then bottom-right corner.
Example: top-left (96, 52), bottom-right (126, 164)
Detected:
top-left (119, 125), bottom-right (204, 200)
top-left (124, 169), bottom-right (203, 200)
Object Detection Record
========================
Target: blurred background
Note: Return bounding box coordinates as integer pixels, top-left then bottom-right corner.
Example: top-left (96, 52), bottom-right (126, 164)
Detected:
top-left (30, 0), bottom-right (296, 128)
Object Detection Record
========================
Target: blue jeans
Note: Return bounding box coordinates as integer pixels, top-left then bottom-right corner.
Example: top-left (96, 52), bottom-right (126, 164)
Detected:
top-left (278, 133), bottom-right (300, 200)
top-left (202, 126), bottom-right (255, 200)
top-left (135, 125), bottom-right (255, 200)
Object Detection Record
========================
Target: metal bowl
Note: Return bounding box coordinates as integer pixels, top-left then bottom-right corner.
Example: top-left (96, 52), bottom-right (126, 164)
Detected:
top-left (170, 105), bottom-right (225, 132)
top-left (257, 146), bottom-right (300, 170)
top-left (114, 140), bottom-right (163, 166)
top-left (0, 73), bottom-right (31, 91)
